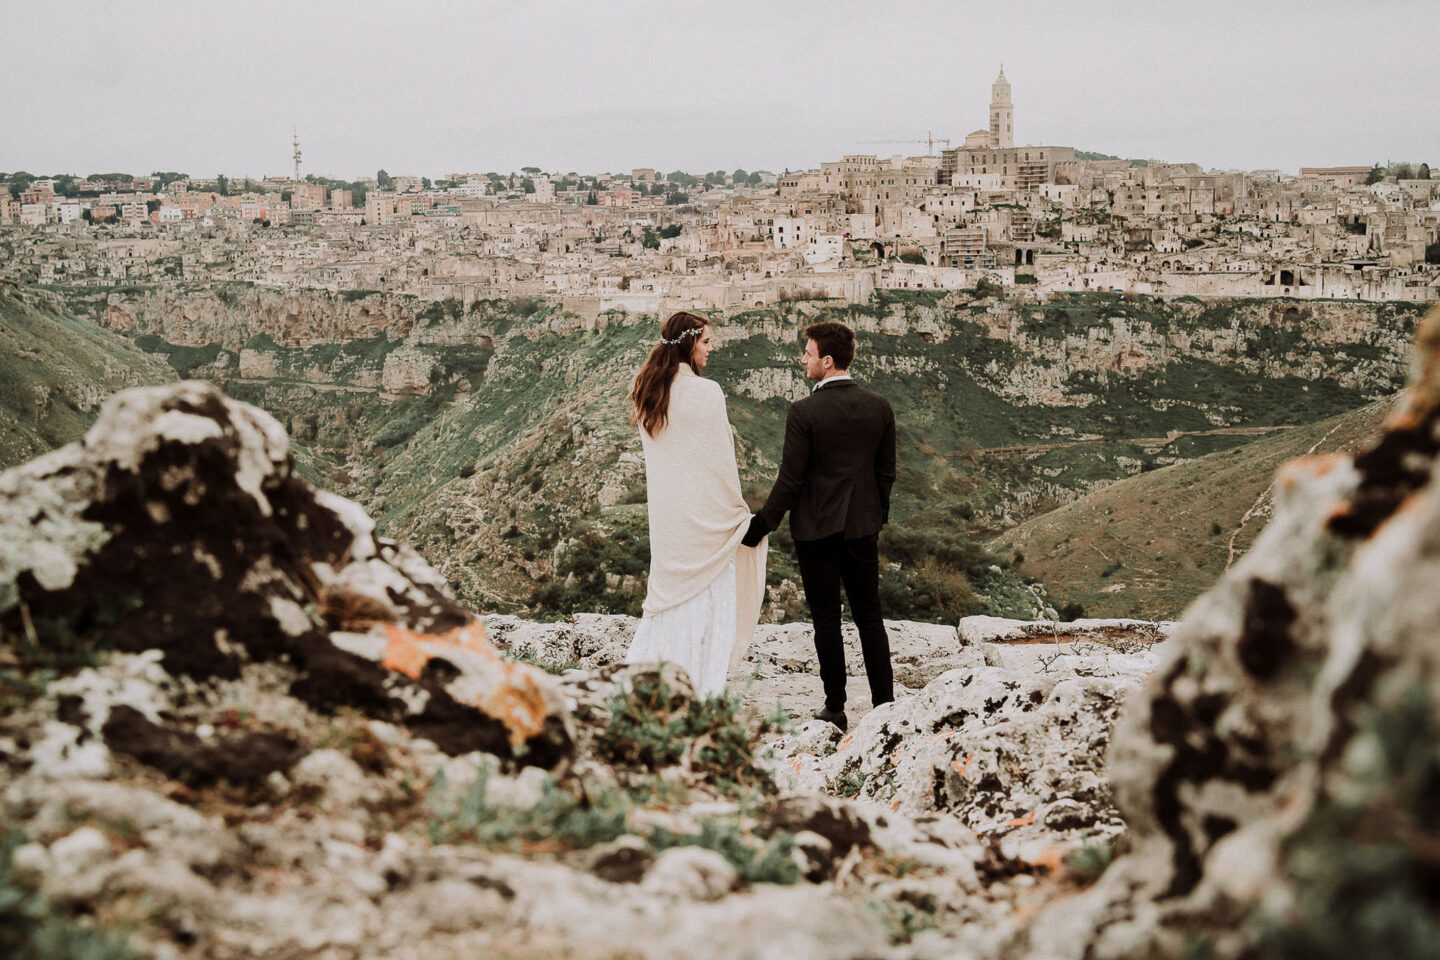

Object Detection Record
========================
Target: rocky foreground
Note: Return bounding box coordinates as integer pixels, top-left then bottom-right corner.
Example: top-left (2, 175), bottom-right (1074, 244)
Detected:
top-left (5, 300), bottom-right (1440, 958)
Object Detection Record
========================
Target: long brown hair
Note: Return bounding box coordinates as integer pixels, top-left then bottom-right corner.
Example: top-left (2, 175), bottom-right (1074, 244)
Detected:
top-left (631, 311), bottom-right (708, 437)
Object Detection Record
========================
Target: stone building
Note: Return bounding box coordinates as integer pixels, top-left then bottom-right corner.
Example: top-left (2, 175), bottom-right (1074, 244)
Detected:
top-left (988, 65), bottom-right (1013, 149)
top-left (1299, 166), bottom-right (1374, 188)
top-left (937, 68), bottom-right (1075, 191)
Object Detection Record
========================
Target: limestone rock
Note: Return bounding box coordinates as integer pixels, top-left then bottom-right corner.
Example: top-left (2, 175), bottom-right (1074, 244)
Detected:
top-left (381, 346), bottom-right (436, 393)
top-left (1010, 303), bottom-right (1440, 959)
top-left (0, 381), bottom-right (572, 767)
top-left (641, 846), bottom-right (737, 901)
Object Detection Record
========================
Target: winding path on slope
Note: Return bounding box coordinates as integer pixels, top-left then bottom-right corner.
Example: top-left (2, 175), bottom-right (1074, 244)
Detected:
top-left (946, 423), bottom-right (1297, 460)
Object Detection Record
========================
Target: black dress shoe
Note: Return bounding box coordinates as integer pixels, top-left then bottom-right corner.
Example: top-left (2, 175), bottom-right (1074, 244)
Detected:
top-left (813, 706), bottom-right (848, 732)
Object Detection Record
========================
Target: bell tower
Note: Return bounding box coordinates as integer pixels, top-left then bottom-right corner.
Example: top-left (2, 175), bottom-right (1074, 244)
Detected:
top-left (989, 65), bottom-right (1013, 149)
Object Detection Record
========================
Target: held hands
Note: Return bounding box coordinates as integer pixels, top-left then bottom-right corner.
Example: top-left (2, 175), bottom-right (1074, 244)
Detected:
top-left (741, 514), bottom-right (770, 547)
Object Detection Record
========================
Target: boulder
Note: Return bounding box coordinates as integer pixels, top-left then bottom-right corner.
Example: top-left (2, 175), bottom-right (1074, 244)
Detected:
top-left (1011, 303), bottom-right (1440, 959)
top-left (0, 382), bottom-right (572, 769)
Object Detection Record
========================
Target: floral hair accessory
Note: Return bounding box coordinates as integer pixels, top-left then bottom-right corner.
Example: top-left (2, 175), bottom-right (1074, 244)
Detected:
top-left (659, 326), bottom-right (704, 346)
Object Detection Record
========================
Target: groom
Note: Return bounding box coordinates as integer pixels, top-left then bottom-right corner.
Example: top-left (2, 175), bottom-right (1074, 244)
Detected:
top-left (742, 322), bottom-right (896, 732)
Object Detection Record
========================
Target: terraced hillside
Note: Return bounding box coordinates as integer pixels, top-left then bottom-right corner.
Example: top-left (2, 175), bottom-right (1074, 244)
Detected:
top-left (0, 286), bottom-right (174, 469)
top-left (34, 283), bottom-right (1428, 622)
top-left (990, 398), bottom-right (1398, 619)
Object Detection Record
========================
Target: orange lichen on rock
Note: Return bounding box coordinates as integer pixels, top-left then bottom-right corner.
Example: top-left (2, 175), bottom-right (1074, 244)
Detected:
top-left (379, 618), bottom-right (554, 748)
top-left (951, 751), bottom-right (977, 775)
top-left (381, 618), bottom-right (496, 680)
top-left (1005, 810), bottom-right (1036, 828)
top-left (475, 661), bottom-right (552, 747)
top-left (381, 626), bottom-right (431, 680)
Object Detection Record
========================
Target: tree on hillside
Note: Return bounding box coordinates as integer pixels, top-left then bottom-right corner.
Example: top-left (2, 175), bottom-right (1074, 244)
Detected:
top-left (732, 168), bottom-right (748, 183)
top-left (521, 166), bottom-right (541, 175)
top-left (422, 177), bottom-right (432, 190)
top-left (376, 169), bottom-right (393, 190)
top-left (151, 171), bottom-right (188, 190)
top-left (974, 275), bottom-right (1003, 298)
top-left (521, 177), bottom-right (535, 194)
top-left (1394, 162), bottom-right (1415, 180)
top-left (586, 190), bottom-right (598, 205)
top-left (665, 189), bottom-right (689, 205)
top-left (6, 172), bottom-right (35, 198)
top-left (216, 174), bottom-right (230, 195)
top-left (1419, 163), bottom-right (1431, 180)
top-left (1366, 165), bottom-right (1385, 185)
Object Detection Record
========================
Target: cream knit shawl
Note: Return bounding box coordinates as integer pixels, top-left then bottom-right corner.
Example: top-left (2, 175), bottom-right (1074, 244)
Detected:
top-left (639, 364), bottom-right (768, 669)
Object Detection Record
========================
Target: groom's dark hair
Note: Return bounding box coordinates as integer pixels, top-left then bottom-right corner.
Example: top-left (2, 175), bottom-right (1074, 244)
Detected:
top-left (804, 321), bottom-right (855, 370)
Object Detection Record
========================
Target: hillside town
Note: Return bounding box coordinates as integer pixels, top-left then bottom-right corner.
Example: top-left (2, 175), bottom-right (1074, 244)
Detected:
top-left (4, 68), bottom-right (1438, 317)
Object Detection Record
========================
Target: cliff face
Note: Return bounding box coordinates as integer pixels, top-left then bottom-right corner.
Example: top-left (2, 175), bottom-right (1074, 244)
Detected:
top-left (95, 286), bottom-right (423, 349)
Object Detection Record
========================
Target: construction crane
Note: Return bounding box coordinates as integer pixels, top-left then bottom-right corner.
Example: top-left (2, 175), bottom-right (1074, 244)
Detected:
top-left (858, 131), bottom-right (953, 156)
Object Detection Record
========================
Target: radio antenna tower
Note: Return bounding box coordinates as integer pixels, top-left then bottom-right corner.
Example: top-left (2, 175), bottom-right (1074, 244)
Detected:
top-left (292, 130), bottom-right (302, 181)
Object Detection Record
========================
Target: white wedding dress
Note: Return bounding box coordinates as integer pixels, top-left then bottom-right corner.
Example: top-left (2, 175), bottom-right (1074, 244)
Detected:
top-left (624, 558), bottom-right (737, 698)
top-left (621, 363), bottom-right (766, 700)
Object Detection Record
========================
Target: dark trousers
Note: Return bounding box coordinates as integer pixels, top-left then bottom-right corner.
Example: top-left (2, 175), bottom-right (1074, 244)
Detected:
top-left (795, 532), bottom-right (893, 711)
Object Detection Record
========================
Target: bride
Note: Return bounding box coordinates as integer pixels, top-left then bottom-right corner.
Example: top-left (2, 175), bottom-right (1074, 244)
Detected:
top-left (623, 310), bottom-right (768, 697)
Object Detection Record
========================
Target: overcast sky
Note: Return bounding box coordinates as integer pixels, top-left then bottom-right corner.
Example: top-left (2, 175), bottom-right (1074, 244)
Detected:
top-left (4, 0), bottom-right (1438, 180)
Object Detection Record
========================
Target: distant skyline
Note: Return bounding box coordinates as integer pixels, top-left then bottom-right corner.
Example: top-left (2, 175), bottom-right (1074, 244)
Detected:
top-left (4, 0), bottom-right (1439, 180)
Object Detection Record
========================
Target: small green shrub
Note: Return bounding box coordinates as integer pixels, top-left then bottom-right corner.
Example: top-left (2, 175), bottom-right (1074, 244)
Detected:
top-left (427, 766), bottom-right (629, 851)
top-left (598, 674), bottom-right (775, 796)
top-left (503, 646), bottom-right (583, 675)
top-left (1063, 838), bottom-right (1118, 883)
top-left (648, 820), bottom-right (799, 885)
top-left (866, 896), bottom-right (938, 943)
top-left (836, 769), bottom-right (867, 799)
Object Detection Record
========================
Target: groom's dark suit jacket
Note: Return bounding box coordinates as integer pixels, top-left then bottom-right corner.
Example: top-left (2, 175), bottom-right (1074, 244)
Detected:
top-left (757, 378), bottom-right (896, 542)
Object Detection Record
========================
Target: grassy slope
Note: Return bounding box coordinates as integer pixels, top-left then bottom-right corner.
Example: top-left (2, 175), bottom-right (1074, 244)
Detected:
top-left (0, 290), bottom-right (176, 469)
top-left (990, 398), bottom-right (1396, 620)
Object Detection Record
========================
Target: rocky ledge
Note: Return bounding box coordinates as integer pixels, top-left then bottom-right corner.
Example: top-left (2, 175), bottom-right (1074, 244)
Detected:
top-left (5, 299), bottom-right (1440, 959)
